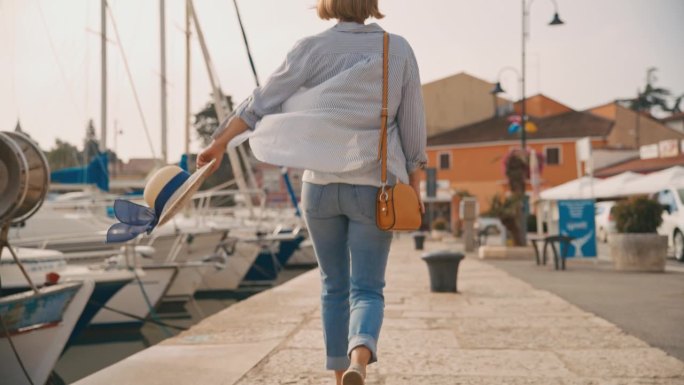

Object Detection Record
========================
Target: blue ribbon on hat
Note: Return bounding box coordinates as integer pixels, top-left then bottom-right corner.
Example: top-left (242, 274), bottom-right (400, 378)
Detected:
top-left (106, 171), bottom-right (190, 243)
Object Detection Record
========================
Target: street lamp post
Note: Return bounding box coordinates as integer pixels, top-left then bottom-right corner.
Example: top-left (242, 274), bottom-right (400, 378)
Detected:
top-left (520, 0), bottom-right (563, 244)
top-left (521, 0), bottom-right (564, 151)
top-left (491, 1), bottom-right (564, 246)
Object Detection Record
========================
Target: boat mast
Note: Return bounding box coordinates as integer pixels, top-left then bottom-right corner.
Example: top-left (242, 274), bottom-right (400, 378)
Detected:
top-left (187, 0), bottom-right (253, 208)
top-left (100, 0), bottom-right (107, 151)
top-left (233, 0), bottom-right (259, 87)
top-left (160, 0), bottom-right (168, 164)
top-left (184, 0), bottom-right (191, 167)
top-left (231, 0), bottom-right (259, 192)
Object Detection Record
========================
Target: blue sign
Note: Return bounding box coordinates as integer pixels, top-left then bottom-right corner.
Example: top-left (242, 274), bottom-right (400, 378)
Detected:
top-left (558, 199), bottom-right (597, 258)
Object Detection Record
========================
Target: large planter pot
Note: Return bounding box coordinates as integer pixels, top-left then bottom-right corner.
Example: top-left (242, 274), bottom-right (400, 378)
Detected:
top-left (609, 233), bottom-right (667, 272)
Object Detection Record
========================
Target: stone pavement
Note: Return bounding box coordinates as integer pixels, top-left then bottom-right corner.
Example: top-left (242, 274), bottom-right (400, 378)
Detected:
top-left (76, 236), bottom-right (684, 385)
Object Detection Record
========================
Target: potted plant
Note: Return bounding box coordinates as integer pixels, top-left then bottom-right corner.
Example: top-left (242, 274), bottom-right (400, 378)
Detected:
top-left (430, 218), bottom-right (449, 241)
top-left (476, 194), bottom-right (536, 260)
top-left (483, 193), bottom-right (521, 244)
top-left (609, 197), bottom-right (666, 272)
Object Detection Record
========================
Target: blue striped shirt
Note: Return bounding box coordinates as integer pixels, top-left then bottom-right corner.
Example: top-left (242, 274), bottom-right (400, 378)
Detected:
top-left (217, 21), bottom-right (427, 186)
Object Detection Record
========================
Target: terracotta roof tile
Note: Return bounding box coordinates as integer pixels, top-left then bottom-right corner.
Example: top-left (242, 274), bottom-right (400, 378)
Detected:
top-left (427, 111), bottom-right (613, 147)
top-left (594, 155), bottom-right (684, 178)
top-left (661, 112), bottom-right (684, 123)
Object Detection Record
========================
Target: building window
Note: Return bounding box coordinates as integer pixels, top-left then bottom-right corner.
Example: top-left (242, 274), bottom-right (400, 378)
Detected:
top-left (545, 146), bottom-right (561, 165)
top-left (438, 152), bottom-right (451, 170)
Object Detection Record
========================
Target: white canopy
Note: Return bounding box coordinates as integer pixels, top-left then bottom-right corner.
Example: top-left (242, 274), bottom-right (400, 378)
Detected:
top-left (591, 171), bottom-right (643, 198)
top-left (540, 176), bottom-right (601, 200)
top-left (620, 166), bottom-right (684, 195)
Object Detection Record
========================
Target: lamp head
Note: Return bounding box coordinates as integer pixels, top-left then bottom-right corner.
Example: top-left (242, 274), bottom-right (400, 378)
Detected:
top-left (491, 82), bottom-right (506, 95)
top-left (549, 12), bottom-right (564, 26)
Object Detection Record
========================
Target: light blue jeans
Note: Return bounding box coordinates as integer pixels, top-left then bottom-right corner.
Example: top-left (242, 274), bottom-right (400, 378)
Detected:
top-left (302, 182), bottom-right (393, 371)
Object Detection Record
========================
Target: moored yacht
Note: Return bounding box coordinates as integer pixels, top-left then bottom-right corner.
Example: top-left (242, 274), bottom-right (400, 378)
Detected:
top-left (0, 280), bottom-right (95, 385)
top-left (1, 247), bottom-right (134, 345)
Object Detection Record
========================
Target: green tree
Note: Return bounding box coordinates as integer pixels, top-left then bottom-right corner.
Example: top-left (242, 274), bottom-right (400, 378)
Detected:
top-left (83, 119), bottom-right (100, 164)
top-left (672, 95), bottom-right (683, 114)
top-left (621, 68), bottom-right (683, 115)
top-left (45, 139), bottom-right (81, 171)
top-left (44, 119), bottom-right (117, 172)
top-left (193, 94), bottom-right (234, 146)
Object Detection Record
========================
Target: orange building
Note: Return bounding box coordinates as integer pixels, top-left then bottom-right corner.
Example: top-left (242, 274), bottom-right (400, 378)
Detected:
top-left (425, 111), bottom-right (613, 227)
top-left (420, 73), bottom-right (684, 231)
top-left (513, 94), bottom-right (573, 118)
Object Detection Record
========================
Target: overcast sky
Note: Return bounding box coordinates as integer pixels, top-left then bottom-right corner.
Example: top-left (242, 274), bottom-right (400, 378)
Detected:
top-left (0, 0), bottom-right (682, 162)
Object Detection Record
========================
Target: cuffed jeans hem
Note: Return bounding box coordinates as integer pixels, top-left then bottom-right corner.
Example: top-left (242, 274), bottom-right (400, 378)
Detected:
top-left (327, 355), bottom-right (351, 371)
top-left (348, 334), bottom-right (379, 365)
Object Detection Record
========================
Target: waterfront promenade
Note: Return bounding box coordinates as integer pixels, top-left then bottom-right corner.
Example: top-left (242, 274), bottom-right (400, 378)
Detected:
top-left (76, 236), bottom-right (684, 384)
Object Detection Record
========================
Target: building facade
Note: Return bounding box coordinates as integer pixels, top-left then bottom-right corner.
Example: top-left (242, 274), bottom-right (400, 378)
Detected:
top-left (422, 72), bottom-right (510, 137)
top-left (588, 102), bottom-right (684, 149)
top-left (426, 112), bottom-right (612, 216)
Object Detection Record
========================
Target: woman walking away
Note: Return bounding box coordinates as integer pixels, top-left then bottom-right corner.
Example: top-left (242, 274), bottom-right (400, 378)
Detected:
top-left (198, 0), bottom-right (427, 383)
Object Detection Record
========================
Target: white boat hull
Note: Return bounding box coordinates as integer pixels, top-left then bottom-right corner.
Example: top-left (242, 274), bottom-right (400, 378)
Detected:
top-left (163, 263), bottom-right (215, 302)
top-left (196, 239), bottom-right (261, 292)
top-left (0, 281), bottom-right (94, 385)
top-left (0, 248), bottom-right (67, 289)
top-left (90, 266), bottom-right (177, 326)
top-left (147, 223), bottom-right (263, 293)
top-left (287, 239), bottom-right (317, 267)
top-left (144, 230), bottom-right (228, 298)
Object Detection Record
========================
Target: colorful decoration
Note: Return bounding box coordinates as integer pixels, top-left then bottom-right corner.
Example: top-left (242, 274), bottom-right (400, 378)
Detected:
top-left (508, 122), bottom-right (521, 134)
top-left (506, 115), bottom-right (538, 134)
top-left (524, 121), bottom-right (538, 133)
top-left (507, 115), bottom-right (522, 123)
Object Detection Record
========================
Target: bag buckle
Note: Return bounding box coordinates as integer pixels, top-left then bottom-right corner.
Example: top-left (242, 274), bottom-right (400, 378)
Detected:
top-left (380, 184), bottom-right (389, 202)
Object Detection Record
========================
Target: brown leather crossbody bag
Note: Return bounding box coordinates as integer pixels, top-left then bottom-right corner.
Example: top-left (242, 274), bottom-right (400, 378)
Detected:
top-left (376, 32), bottom-right (422, 232)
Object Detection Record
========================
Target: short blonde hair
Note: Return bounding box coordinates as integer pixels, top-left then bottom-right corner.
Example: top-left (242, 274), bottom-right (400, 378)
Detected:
top-left (317, 0), bottom-right (384, 23)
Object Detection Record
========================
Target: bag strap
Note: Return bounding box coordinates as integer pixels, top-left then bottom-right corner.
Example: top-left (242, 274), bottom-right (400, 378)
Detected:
top-left (378, 32), bottom-right (390, 186)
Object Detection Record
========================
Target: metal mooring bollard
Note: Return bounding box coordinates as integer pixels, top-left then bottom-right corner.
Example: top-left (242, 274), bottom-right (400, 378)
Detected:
top-left (421, 251), bottom-right (465, 293)
top-left (412, 232), bottom-right (426, 250)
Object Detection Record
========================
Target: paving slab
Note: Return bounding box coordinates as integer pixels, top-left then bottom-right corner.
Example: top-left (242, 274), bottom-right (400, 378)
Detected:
top-left (74, 343), bottom-right (277, 385)
top-left (487, 245), bottom-right (684, 362)
top-left (75, 236), bottom-right (684, 385)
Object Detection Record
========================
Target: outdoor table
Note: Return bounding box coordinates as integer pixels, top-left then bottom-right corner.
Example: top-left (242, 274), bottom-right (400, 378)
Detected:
top-left (529, 234), bottom-right (575, 270)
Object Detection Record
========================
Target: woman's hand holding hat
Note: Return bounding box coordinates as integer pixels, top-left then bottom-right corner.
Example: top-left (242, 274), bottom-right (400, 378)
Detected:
top-left (106, 160), bottom-right (215, 243)
top-left (198, 116), bottom-right (251, 175)
top-left (197, 142), bottom-right (224, 174)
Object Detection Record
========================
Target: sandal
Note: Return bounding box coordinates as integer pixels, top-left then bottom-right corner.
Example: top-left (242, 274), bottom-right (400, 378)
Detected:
top-left (341, 363), bottom-right (365, 385)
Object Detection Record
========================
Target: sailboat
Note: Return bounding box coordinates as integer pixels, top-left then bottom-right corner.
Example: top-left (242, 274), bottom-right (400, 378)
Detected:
top-left (0, 131), bottom-right (97, 384)
top-left (184, 0), bottom-right (316, 286)
top-left (0, 246), bottom-right (134, 345)
top-left (1, 280), bottom-right (95, 385)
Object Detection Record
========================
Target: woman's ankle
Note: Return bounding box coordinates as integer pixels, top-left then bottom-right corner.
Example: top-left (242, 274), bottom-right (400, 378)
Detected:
top-left (350, 346), bottom-right (371, 367)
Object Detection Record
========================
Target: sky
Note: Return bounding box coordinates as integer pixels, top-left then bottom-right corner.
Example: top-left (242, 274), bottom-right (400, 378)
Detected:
top-left (0, 0), bottom-right (682, 162)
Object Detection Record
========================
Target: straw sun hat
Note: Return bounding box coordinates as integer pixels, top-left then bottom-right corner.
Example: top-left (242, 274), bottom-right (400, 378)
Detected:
top-left (106, 159), bottom-right (215, 243)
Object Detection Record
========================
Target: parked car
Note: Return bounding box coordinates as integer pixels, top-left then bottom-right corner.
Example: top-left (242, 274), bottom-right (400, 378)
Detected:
top-left (652, 187), bottom-right (684, 262)
top-left (595, 201), bottom-right (616, 243)
top-left (474, 217), bottom-right (506, 246)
